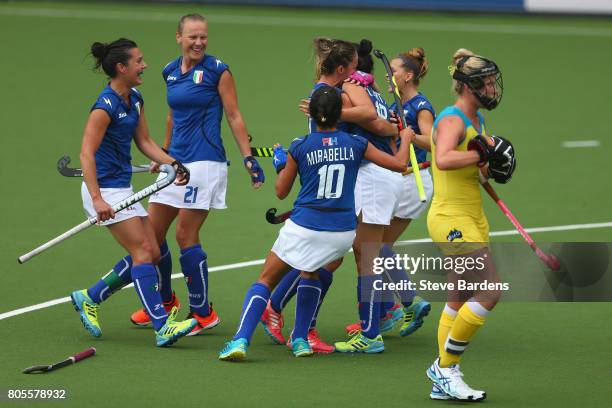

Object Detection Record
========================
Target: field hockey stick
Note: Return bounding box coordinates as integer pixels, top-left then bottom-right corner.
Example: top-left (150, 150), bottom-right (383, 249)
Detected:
top-left (18, 164), bottom-right (176, 264)
top-left (57, 155), bottom-right (150, 177)
top-left (480, 178), bottom-right (561, 271)
top-left (266, 208), bottom-right (292, 224)
top-left (402, 161), bottom-right (430, 176)
top-left (250, 147), bottom-right (275, 158)
top-left (374, 49), bottom-right (426, 203)
top-left (23, 347), bottom-right (96, 374)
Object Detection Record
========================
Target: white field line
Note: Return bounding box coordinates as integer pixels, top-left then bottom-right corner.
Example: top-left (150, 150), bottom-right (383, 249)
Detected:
top-left (562, 140), bottom-right (601, 148)
top-left (1, 7), bottom-right (612, 37)
top-left (1, 220), bottom-right (611, 322)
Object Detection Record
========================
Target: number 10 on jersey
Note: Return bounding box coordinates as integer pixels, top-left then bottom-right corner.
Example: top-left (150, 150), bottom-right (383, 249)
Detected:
top-left (316, 164), bottom-right (345, 199)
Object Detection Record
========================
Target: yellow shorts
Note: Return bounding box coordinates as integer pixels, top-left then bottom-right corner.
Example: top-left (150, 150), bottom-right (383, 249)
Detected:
top-left (427, 205), bottom-right (489, 255)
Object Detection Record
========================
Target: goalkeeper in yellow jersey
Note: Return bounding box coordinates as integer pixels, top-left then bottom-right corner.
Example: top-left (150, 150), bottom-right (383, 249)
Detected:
top-left (425, 48), bottom-right (516, 402)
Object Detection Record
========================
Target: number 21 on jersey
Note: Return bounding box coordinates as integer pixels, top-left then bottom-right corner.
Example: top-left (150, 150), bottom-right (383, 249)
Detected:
top-left (317, 164), bottom-right (345, 199)
top-left (184, 186), bottom-right (199, 203)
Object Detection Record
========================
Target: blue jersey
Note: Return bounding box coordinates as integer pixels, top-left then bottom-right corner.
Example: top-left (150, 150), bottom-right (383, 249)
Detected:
top-left (90, 85), bottom-right (143, 188)
top-left (163, 54), bottom-right (229, 163)
top-left (349, 85), bottom-right (393, 155)
top-left (289, 130), bottom-right (368, 232)
top-left (390, 92), bottom-right (435, 165)
top-left (308, 82), bottom-right (349, 133)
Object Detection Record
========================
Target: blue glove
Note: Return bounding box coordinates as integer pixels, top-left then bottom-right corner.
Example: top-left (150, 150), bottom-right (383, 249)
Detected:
top-left (273, 144), bottom-right (287, 174)
top-left (244, 156), bottom-right (265, 185)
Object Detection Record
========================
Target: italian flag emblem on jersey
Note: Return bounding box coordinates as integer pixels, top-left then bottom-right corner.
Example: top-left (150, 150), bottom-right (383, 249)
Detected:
top-left (193, 70), bottom-right (204, 84)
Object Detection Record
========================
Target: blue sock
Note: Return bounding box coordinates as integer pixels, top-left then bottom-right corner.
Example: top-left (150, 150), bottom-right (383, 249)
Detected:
top-left (270, 268), bottom-right (300, 313)
top-left (233, 282), bottom-right (271, 342)
top-left (309, 268), bottom-right (333, 329)
top-left (380, 244), bottom-right (416, 307)
top-left (180, 244), bottom-right (210, 316)
top-left (358, 275), bottom-right (381, 339)
top-left (292, 277), bottom-right (322, 341)
top-left (87, 256), bottom-right (133, 304)
top-left (380, 301), bottom-right (395, 319)
top-left (132, 263), bottom-right (167, 331)
top-left (158, 241), bottom-right (174, 303)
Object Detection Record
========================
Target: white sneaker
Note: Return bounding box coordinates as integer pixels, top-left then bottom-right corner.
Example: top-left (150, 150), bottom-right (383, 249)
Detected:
top-left (430, 383), bottom-right (452, 400)
top-left (426, 358), bottom-right (486, 401)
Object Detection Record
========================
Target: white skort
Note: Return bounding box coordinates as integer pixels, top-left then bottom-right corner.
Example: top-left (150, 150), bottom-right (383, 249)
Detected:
top-left (81, 183), bottom-right (148, 226)
top-left (148, 161), bottom-right (228, 210)
top-left (271, 219), bottom-right (355, 272)
top-left (354, 162), bottom-right (403, 225)
top-left (393, 168), bottom-right (434, 220)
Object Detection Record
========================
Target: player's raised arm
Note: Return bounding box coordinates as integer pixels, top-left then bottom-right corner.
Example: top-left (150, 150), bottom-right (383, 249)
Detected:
top-left (340, 83), bottom-right (378, 123)
top-left (343, 82), bottom-right (397, 136)
top-left (364, 126), bottom-right (414, 172)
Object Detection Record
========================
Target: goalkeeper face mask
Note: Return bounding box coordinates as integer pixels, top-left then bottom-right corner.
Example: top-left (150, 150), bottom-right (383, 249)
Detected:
top-left (453, 56), bottom-right (503, 110)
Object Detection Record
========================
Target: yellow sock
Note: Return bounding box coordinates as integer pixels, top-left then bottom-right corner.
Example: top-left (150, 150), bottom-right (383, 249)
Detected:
top-left (439, 302), bottom-right (487, 367)
top-left (437, 305), bottom-right (457, 359)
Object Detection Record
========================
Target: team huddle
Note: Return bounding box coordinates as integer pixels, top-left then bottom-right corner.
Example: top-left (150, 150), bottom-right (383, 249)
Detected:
top-left (68, 13), bottom-right (516, 403)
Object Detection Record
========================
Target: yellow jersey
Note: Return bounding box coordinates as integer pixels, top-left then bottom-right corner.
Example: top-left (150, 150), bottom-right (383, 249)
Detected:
top-left (430, 105), bottom-right (486, 215)
top-left (428, 105), bottom-right (489, 249)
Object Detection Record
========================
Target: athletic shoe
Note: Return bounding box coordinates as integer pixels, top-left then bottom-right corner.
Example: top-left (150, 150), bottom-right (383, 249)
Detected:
top-left (286, 329), bottom-right (335, 354)
top-left (344, 304), bottom-right (403, 335)
top-left (345, 322), bottom-right (361, 335)
top-left (292, 337), bottom-right (313, 357)
top-left (186, 304), bottom-right (220, 336)
top-left (426, 358), bottom-right (486, 401)
top-left (382, 304), bottom-right (404, 332)
top-left (219, 338), bottom-right (249, 361)
top-left (399, 297), bottom-right (431, 337)
top-left (155, 306), bottom-right (197, 347)
top-left (430, 384), bottom-right (452, 401)
top-left (334, 333), bottom-right (384, 354)
top-left (260, 300), bottom-right (286, 344)
top-left (130, 291), bottom-right (180, 326)
top-left (70, 289), bottom-right (101, 338)
top-left (306, 329), bottom-right (335, 353)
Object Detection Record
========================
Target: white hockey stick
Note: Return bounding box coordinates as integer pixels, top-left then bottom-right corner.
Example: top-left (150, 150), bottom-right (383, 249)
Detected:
top-left (18, 164), bottom-right (176, 264)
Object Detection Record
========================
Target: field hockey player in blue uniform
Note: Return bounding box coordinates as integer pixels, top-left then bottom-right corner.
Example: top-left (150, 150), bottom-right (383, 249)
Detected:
top-left (133, 12), bottom-right (265, 333)
top-left (260, 38), bottom-right (398, 352)
top-left (260, 38), bottom-right (357, 353)
top-left (71, 14), bottom-right (264, 338)
top-left (346, 47), bottom-right (436, 337)
top-left (332, 40), bottom-right (410, 354)
top-left (219, 85), bottom-right (414, 361)
top-left (70, 38), bottom-right (197, 347)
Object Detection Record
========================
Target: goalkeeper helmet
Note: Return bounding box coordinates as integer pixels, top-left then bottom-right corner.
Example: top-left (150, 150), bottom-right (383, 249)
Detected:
top-left (452, 56), bottom-right (503, 110)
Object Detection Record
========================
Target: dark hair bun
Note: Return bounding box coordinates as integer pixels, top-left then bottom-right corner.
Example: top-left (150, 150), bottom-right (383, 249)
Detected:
top-left (358, 39), bottom-right (373, 56)
top-left (90, 38), bottom-right (137, 78)
top-left (91, 42), bottom-right (107, 60)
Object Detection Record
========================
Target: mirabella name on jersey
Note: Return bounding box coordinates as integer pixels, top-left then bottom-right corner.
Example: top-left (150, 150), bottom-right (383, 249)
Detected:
top-left (306, 147), bottom-right (355, 166)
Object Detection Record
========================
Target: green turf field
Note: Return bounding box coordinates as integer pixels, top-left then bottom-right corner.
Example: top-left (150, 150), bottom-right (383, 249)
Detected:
top-left (1, 1), bottom-right (611, 406)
